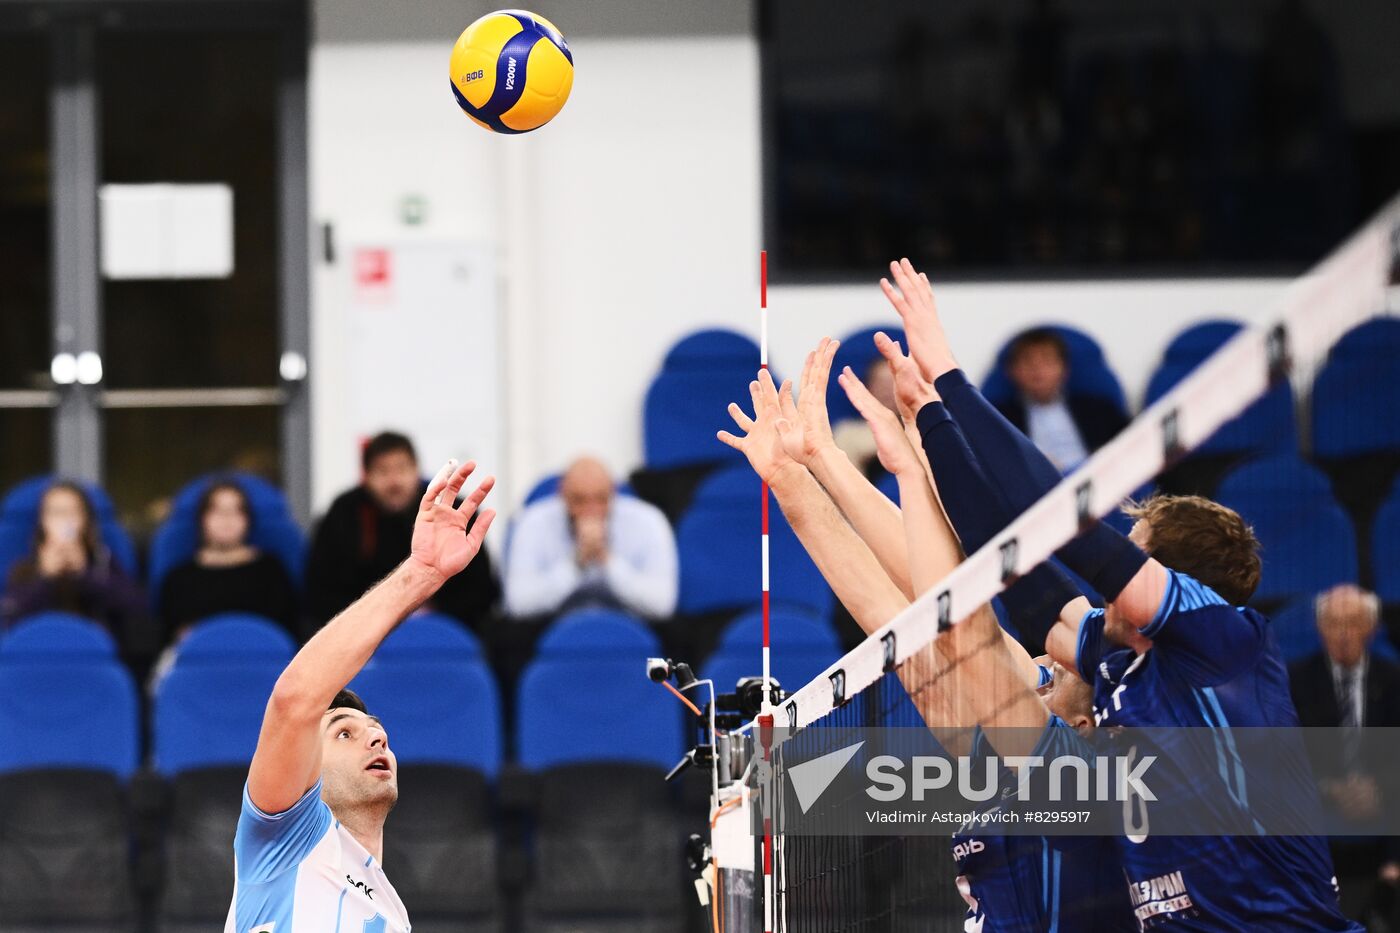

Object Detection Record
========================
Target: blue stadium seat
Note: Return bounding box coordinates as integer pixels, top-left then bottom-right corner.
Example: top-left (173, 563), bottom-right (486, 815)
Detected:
top-left (702, 607), bottom-right (840, 695)
top-left (174, 613), bottom-right (296, 662)
top-left (1372, 481), bottom-right (1400, 607)
top-left (147, 472), bottom-right (305, 608)
top-left (1312, 317), bottom-right (1400, 461)
top-left (1145, 320), bottom-right (1297, 457)
top-left (0, 475), bottom-right (139, 585)
top-left (516, 609), bottom-right (681, 771)
top-left (349, 615), bottom-right (501, 778)
top-left (153, 620), bottom-right (293, 777)
top-left (1216, 457), bottom-right (1358, 606)
top-left (524, 473), bottom-right (562, 505)
top-left (675, 466), bottom-right (834, 618)
top-left (0, 614), bottom-right (139, 779)
top-left (643, 329), bottom-right (763, 470)
top-left (826, 325), bottom-right (906, 425)
top-left (981, 324), bottom-right (1127, 413)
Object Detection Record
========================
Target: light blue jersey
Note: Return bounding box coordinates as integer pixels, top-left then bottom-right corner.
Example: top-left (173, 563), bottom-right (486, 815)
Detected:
top-left (225, 779), bottom-right (410, 932)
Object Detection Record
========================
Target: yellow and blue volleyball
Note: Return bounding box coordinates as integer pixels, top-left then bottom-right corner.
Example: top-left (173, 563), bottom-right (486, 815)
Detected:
top-left (449, 10), bottom-right (574, 134)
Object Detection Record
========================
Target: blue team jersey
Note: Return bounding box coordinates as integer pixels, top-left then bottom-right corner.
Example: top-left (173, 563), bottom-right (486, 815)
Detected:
top-left (952, 718), bottom-right (1136, 933)
top-left (1075, 569), bottom-right (1361, 931)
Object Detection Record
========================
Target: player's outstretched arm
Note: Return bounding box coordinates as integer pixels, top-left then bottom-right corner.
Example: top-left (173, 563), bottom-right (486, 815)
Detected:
top-left (247, 459), bottom-right (497, 815)
top-left (776, 338), bottom-right (915, 600)
top-left (720, 370), bottom-right (908, 633)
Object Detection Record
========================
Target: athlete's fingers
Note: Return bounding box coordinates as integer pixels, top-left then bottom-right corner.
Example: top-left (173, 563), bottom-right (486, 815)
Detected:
top-left (757, 368), bottom-right (780, 409)
top-left (727, 402), bottom-right (755, 433)
top-left (464, 508), bottom-right (497, 550)
top-left (421, 459), bottom-right (458, 512)
top-left (880, 277), bottom-right (913, 321)
top-left (748, 379), bottom-right (764, 417)
top-left (811, 338), bottom-right (839, 398)
top-left (778, 379), bottom-right (799, 421)
top-left (454, 474), bottom-right (495, 516)
top-left (839, 366), bottom-right (882, 419)
top-left (873, 330), bottom-right (906, 364)
top-left (716, 430), bottom-right (744, 451)
top-left (437, 460), bottom-right (476, 507)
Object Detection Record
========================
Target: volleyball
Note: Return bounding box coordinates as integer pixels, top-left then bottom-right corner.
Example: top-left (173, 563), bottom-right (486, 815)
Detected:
top-left (449, 10), bottom-right (574, 135)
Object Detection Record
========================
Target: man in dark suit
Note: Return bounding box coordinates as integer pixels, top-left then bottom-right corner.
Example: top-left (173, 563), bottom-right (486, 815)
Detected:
top-left (992, 328), bottom-right (1127, 472)
top-left (1290, 584), bottom-right (1400, 928)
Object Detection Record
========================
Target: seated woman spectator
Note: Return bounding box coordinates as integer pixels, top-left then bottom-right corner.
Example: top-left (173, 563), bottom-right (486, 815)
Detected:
top-left (158, 480), bottom-right (298, 642)
top-left (1, 481), bottom-right (145, 638)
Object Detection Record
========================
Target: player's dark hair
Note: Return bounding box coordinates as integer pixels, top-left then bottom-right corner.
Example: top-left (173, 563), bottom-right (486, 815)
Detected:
top-left (1007, 328), bottom-right (1070, 366)
top-left (362, 432), bottom-right (416, 473)
top-left (328, 688), bottom-right (369, 715)
top-left (1123, 495), bottom-right (1262, 606)
top-left (196, 479), bottom-right (254, 545)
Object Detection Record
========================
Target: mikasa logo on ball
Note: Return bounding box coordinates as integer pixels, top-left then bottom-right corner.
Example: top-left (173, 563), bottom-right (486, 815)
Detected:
top-left (505, 56), bottom-right (518, 90)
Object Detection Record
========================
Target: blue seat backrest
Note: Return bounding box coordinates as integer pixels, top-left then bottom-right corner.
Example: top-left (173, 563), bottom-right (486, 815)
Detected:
top-left (644, 329), bottom-right (763, 470)
top-left (675, 467), bottom-right (833, 617)
top-left (704, 608), bottom-right (841, 696)
top-left (153, 634), bottom-right (292, 776)
top-left (517, 610), bottom-right (681, 771)
top-left (524, 474), bottom-right (562, 506)
top-left (0, 476), bottom-right (139, 584)
top-left (714, 607), bottom-right (841, 655)
top-left (0, 615), bottom-right (139, 778)
top-left (349, 621), bottom-right (501, 777)
top-left (1312, 318), bottom-right (1400, 459)
top-left (1216, 459), bottom-right (1357, 603)
top-left (148, 472), bottom-right (305, 606)
top-left (175, 613), bottom-right (297, 662)
top-left (1372, 480), bottom-right (1400, 605)
top-left (981, 324), bottom-right (1127, 413)
top-left (826, 325), bottom-right (906, 425)
top-left (1145, 320), bottom-right (1297, 456)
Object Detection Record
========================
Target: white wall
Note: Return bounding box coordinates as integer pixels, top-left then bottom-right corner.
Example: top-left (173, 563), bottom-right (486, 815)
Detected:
top-left (308, 3), bottom-right (1295, 519)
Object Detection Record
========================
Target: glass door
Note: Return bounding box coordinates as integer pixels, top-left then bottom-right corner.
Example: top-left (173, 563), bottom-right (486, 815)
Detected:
top-left (0, 26), bottom-right (55, 491)
top-left (0, 1), bottom-right (310, 529)
top-left (98, 23), bottom-right (288, 532)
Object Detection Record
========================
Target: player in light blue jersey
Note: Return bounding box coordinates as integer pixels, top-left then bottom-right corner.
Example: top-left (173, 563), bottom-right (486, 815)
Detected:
top-left (880, 256), bottom-right (1361, 931)
top-left (226, 459), bottom-right (497, 933)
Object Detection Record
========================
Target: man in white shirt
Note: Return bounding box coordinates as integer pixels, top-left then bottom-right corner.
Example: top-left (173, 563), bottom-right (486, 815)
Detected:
top-left (504, 456), bottom-right (677, 619)
top-left (226, 460), bottom-right (496, 932)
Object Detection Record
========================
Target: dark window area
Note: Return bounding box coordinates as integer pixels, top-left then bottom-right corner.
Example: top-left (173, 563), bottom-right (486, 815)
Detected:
top-left (763, 0), bottom-right (1400, 279)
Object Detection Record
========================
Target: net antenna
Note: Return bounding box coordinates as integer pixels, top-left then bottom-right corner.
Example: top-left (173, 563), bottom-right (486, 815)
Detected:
top-left (757, 248), bottom-right (775, 933)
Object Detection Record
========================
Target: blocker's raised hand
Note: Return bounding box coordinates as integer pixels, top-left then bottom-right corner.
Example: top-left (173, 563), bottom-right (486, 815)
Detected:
top-left (878, 258), bottom-right (958, 384)
top-left (718, 369), bottom-right (799, 484)
top-left (872, 330), bottom-right (938, 424)
top-left (839, 365), bottom-right (922, 477)
top-left (779, 337), bottom-right (841, 466)
top-left (409, 459), bottom-right (497, 583)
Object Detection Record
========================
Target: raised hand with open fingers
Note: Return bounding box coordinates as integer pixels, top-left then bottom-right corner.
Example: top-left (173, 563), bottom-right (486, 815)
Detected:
top-left (717, 369), bottom-right (799, 484)
top-left (878, 258), bottom-right (958, 383)
top-left (409, 459), bottom-right (497, 584)
top-left (780, 337), bottom-right (841, 466)
top-left (873, 330), bottom-right (938, 424)
top-left (838, 365), bottom-right (921, 477)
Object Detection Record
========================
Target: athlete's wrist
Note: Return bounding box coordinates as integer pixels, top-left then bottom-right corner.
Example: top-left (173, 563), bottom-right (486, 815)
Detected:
top-left (398, 556), bottom-right (447, 596)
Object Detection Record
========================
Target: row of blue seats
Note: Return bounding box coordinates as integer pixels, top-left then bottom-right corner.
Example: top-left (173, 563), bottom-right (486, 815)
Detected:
top-left (0, 607), bottom-right (840, 782)
top-left (644, 316), bottom-right (1400, 471)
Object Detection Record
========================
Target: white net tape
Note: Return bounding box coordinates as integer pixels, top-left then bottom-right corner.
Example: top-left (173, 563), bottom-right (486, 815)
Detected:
top-left (773, 193), bottom-right (1400, 734)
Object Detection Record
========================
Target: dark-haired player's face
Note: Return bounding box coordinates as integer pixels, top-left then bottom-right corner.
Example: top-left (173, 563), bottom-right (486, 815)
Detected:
top-left (319, 707), bottom-right (398, 812)
top-left (1035, 658), bottom-right (1095, 734)
top-left (1008, 344), bottom-right (1067, 405)
top-left (365, 450), bottom-right (420, 514)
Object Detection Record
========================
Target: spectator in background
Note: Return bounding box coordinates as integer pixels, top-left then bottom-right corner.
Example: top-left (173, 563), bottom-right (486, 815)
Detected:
top-left (505, 456), bottom-right (677, 620)
top-left (306, 432), bottom-right (498, 629)
top-left (1, 482), bottom-right (145, 638)
top-left (1289, 584), bottom-right (1400, 927)
top-left (992, 328), bottom-right (1127, 471)
top-left (832, 358), bottom-right (898, 483)
top-left (158, 480), bottom-right (298, 641)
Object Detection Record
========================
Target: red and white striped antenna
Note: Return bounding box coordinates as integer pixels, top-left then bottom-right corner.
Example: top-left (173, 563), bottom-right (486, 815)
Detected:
top-left (758, 249), bottom-right (775, 933)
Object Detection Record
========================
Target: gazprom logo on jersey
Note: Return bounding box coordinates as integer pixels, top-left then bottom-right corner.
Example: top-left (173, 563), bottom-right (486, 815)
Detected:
top-left (785, 740), bottom-right (1156, 815)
